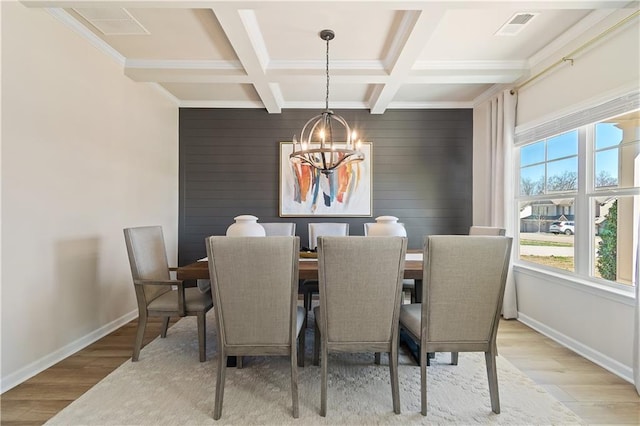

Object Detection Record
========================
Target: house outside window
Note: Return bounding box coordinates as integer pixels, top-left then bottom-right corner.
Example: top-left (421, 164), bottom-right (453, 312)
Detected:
top-left (516, 109), bottom-right (640, 288)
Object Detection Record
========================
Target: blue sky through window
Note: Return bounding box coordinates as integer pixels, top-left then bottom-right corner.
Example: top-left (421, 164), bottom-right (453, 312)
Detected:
top-left (547, 131), bottom-right (578, 160)
top-left (521, 125), bottom-right (622, 190)
top-left (595, 123), bottom-right (623, 149)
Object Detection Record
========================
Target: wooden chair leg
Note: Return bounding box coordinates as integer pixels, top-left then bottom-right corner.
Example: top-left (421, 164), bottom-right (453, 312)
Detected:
top-left (213, 352), bottom-right (227, 420)
top-left (197, 312), bottom-right (206, 362)
top-left (298, 318), bottom-right (305, 367)
top-left (451, 352), bottom-right (458, 365)
top-left (485, 351), bottom-right (500, 414)
top-left (237, 356), bottom-right (243, 369)
top-left (290, 347), bottom-right (299, 418)
top-left (313, 321), bottom-right (320, 366)
top-left (390, 347), bottom-right (400, 414)
top-left (375, 352), bottom-right (382, 365)
top-left (420, 347), bottom-right (428, 416)
top-left (320, 340), bottom-right (328, 417)
top-left (160, 316), bottom-right (170, 338)
top-left (132, 313), bottom-right (147, 362)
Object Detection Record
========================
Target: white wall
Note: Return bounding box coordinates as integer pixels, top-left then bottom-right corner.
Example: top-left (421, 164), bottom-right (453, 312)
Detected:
top-left (516, 11), bottom-right (640, 128)
top-left (474, 10), bottom-right (639, 382)
top-left (1, 3), bottom-right (178, 391)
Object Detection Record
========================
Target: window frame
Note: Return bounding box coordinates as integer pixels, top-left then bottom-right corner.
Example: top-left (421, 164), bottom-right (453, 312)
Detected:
top-left (514, 111), bottom-right (639, 293)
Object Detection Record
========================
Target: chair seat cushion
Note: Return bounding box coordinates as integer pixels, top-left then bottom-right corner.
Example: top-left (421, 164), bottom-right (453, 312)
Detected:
top-left (399, 303), bottom-right (421, 337)
top-left (148, 287), bottom-right (213, 312)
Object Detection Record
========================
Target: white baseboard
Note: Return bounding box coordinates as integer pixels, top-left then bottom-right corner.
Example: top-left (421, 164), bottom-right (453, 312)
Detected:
top-left (517, 313), bottom-right (633, 384)
top-left (0, 310), bottom-right (138, 393)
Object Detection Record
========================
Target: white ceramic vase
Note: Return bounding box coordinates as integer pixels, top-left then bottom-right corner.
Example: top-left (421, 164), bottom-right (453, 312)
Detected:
top-left (226, 215), bottom-right (266, 237)
top-left (368, 216), bottom-right (406, 237)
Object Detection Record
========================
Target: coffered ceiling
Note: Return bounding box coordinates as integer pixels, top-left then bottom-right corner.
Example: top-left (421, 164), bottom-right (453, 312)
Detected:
top-left (22, 1), bottom-right (638, 113)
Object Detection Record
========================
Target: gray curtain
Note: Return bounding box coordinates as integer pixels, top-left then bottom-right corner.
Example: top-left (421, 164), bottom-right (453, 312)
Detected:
top-left (488, 89), bottom-right (518, 319)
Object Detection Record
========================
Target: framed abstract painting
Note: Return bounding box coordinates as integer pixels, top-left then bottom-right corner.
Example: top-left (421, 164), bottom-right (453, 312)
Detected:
top-left (279, 142), bottom-right (372, 217)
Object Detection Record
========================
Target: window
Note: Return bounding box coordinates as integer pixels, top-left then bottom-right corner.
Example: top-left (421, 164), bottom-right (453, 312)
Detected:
top-left (516, 109), bottom-right (640, 288)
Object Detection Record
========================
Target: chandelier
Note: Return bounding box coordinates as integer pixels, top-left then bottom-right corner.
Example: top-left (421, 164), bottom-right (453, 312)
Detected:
top-left (290, 29), bottom-right (365, 175)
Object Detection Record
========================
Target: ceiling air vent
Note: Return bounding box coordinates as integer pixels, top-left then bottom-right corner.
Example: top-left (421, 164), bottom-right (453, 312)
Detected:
top-left (73, 8), bottom-right (149, 35)
top-left (495, 12), bottom-right (539, 36)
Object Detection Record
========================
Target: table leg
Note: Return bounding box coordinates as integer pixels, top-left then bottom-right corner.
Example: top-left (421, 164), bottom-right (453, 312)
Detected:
top-left (414, 278), bottom-right (422, 304)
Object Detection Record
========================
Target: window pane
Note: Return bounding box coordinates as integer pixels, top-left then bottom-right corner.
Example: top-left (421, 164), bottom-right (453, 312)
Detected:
top-left (521, 141), bottom-right (545, 166)
top-left (595, 149), bottom-right (618, 188)
top-left (520, 164), bottom-right (544, 195)
top-left (519, 199), bottom-right (575, 272)
top-left (592, 195), bottom-right (639, 286)
top-left (547, 157), bottom-right (578, 192)
top-left (595, 122), bottom-right (623, 150)
top-left (547, 131), bottom-right (578, 160)
top-left (594, 110), bottom-right (640, 190)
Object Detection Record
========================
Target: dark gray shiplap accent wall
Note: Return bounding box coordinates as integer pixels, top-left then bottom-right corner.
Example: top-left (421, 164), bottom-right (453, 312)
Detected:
top-left (179, 108), bottom-right (472, 264)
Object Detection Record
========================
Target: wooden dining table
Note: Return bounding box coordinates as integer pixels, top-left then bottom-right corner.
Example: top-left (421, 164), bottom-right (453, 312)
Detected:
top-left (176, 252), bottom-right (424, 300)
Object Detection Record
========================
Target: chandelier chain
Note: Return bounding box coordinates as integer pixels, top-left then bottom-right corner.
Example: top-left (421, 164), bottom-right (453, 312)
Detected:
top-left (325, 34), bottom-right (330, 111)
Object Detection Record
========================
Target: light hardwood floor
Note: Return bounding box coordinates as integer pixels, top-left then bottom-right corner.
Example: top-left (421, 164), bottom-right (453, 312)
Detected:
top-left (1, 316), bottom-right (638, 425)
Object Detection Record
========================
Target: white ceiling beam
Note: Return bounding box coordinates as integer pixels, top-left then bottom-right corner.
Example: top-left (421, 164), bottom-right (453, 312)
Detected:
top-left (212, 6), bottom-right (282, 113)
top-left (369, 8), bottom-right (445, 114)
top-left (123, 57), bottom-right (526, 84)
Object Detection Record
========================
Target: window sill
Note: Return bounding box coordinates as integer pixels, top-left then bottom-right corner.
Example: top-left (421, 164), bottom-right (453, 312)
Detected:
top-left (513, 262), bottom-right (636, 306)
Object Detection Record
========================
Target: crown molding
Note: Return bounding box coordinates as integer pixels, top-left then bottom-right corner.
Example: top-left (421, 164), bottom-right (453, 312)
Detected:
top-left (124, 59), bottom-right (243, 70)
top-left (179, 100), bottom-right (265, 108)
top-left (527, 8), bottom-right (617, 69)
top-left (413, 60), bottom-right (527, 70)
top-left (387, 101), bottom-right (474, 109)
top-left (46, 8), bottom-right (125, 66)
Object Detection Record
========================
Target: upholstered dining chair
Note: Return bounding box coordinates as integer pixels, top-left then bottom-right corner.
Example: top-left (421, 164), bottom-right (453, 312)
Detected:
top-left (123, 226), bottom-right (213, 362)
top-left (364, 222), bottom-right (415, 303)
top-left (469, 225), bottom-right (506, 236)
top-left (205, 236), bottom-right (303, 419)
top-left (312, 236), bottom-right (407, 416)
top-left (261, 222), bottom-right (296, 236)
top-left (399, 235), bottom-right (512, 416)
top-left (301, 223), bottom-right (349, 315)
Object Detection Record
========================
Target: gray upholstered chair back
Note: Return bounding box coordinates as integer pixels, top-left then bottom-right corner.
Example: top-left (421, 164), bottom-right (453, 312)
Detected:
top-left (308, 223), bottom-right (348, 249)
top-left (206, 236), bottom-right (300, 346)
top-left (317, 236), bottom-right (407, 344)
top-left (422, 235), bottom-right (512, 347)
top-left (469, 226), bottom-right (506, 236)
top-left (123, 226), bottom-right (171, 302)
top-left (261, 222), bottom-right (296, 236)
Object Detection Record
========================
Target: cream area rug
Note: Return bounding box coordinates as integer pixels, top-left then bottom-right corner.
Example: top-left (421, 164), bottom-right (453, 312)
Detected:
top-left (46, 314), bottom-right (583, 425)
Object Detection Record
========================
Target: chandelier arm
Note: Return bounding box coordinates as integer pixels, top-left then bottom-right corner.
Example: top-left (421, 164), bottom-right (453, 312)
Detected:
top-left (330, 114), bottom-right (352, 144)
top-left (327, 153), bottom-right (365, 171)
top-left (300, 114), bottom-right (323, 142)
